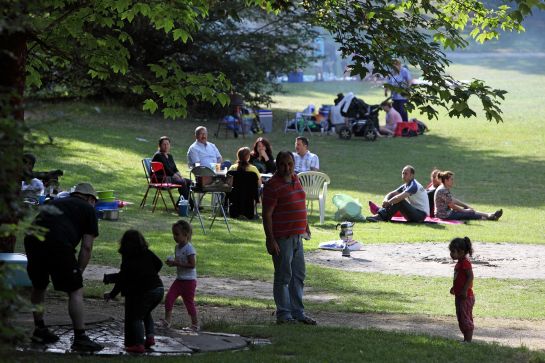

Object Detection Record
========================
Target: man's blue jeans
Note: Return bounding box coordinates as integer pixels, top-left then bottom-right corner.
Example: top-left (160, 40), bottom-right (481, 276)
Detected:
top-left (378, 200), bottom-right (427, 222)
top-left (272, 234), bottom-right (306, 321)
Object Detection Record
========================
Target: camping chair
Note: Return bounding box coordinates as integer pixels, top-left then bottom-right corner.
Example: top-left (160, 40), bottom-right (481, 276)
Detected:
top-left (297, 171), bottom-right (331, 225)
top-left (140, 159), bottom-right (182, 212)
top-left (189, 166), bottom-right (231, 234)
top-left (226, 170), bottom-right (259, 219)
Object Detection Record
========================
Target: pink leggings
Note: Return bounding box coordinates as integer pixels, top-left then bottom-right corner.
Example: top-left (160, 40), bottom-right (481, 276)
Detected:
top-left (165, 279), bottom-right (197, 317)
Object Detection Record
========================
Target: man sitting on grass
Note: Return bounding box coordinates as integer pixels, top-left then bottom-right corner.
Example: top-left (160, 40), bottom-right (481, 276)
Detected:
top-left (367, 165), bottom-right (429, 223)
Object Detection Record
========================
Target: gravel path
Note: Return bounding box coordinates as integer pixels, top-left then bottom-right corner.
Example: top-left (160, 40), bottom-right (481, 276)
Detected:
top-left (83, 242), bottom-right (545, 351)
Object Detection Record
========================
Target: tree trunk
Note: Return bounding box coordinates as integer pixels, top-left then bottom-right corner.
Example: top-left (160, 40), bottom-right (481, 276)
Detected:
top-left (0, 31), bottom-right (27, 253)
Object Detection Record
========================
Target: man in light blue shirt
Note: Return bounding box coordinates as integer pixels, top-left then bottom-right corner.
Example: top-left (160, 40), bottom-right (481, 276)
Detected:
top-left (187, 126), bottom-right (223, 168)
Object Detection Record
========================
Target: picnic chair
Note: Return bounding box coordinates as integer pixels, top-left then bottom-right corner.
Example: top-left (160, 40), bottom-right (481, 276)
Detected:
top-left (189, 166), bottom-right (231, 234)
top-left (298, 171), bottom-right (331, 225)
top-left (140, 159), bottom-right (182, 212)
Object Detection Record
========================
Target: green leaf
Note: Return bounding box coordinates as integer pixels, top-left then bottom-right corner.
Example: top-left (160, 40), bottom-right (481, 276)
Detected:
top-left (143, 99), bottom-right (158, 114)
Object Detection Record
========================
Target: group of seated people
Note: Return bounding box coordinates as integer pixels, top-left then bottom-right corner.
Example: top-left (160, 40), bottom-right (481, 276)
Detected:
top-left (20, 153), bottom-right (64, 203)
top-left (366, 165), bottom-right (503, 223)
top-left (150, 126), bottom-right (322, 219)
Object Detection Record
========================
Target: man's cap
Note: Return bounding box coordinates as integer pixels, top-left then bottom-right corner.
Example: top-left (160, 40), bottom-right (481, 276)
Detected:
top-left (70, 182), bottom-right (98, 199)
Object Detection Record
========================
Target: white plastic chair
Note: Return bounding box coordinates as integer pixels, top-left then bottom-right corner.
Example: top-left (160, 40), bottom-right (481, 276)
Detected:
top-left (297, 171), bottom-right (331, 225)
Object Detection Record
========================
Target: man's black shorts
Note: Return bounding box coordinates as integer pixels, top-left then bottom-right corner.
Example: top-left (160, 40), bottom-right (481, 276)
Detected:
top-left (24, 236), bottom-right (83, 293)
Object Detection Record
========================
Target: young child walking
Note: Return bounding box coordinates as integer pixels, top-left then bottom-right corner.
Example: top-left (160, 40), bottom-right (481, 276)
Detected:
top-left (449, 236), bottom-right (475, 343)
top-left (162, 220), bottom-right (199, 331)
top-left (104, 230), bottom-right (164, 353)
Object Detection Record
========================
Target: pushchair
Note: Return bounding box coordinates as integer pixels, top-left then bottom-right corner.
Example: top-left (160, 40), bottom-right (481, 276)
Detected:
top-left (334, 93), bottom-right (380, 141)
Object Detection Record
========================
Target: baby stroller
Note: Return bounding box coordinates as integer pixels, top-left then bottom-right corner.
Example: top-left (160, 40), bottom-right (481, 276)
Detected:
top-left (335, 93), bottom-right (380, 141)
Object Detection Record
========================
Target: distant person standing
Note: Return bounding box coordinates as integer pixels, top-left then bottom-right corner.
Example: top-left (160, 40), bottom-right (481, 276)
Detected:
top-left (162, 220), bottom-right (199, 331)
top-left (449, 237), bottom-right (475, 343)
top-left (384, 59), bottom-right (412, 121)
top-left (24, 183), bottom-right (103, 352)
top-left (262, 151), bottom-right (316, 325)
top-left (293, 136), bottom-right (319, 173)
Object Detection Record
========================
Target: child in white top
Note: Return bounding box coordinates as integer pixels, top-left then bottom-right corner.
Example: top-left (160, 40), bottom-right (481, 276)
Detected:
top-left (162, 220), bottom-right (199, 331)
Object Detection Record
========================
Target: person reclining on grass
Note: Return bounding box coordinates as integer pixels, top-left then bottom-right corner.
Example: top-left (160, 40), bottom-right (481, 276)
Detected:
top-left (434, 171), bottom-right (503, 221)
top-left (367, 165), bottom-right (429, 223)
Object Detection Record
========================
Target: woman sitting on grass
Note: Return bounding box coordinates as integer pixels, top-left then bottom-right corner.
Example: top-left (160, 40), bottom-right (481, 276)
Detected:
top-left (434, 171), bottom-right (503, 221)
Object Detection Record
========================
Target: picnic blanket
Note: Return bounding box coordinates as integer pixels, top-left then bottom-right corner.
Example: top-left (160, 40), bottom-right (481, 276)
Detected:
top-left (368, 201), bottom-right (464, 225)
top-left (319, 239), bottom-right (363, 251)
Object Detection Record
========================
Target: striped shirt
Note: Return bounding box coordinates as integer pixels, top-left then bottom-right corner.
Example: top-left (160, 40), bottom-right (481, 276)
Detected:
top-left (263, 174), bottom-right (307, 238)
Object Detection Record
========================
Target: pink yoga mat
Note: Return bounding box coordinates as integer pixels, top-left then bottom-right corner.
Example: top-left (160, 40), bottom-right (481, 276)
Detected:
top-left (369, 201), bottom-right (464, 225)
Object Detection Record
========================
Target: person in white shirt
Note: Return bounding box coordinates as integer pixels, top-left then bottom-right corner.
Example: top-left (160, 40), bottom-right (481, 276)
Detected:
top-left (367, 165), bottom-right (429, 222)
top-left (292, 136), bottom-right (319, 173)
top-left (187, 126), bottom-right (223, 168)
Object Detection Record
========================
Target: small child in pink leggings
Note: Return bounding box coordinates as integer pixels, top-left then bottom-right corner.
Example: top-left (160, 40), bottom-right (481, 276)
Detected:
top-left (449, 236), bottom-right (475, 343)
top-left (162, 220), bottom-right (199, 331)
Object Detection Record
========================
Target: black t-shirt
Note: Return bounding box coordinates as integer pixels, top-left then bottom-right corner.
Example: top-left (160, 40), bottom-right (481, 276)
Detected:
top-left (152, 152), bottom-right (179, 178)
top-left (33, 196), bottom-right (99, 249)
top-left (109, 249), bottom-right (163, 297)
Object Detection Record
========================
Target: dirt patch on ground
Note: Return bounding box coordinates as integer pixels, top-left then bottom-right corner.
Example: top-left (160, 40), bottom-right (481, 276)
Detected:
top-left (81, 242), bottom-right (545, 351)
top-left (306, 242), bottom-right (545, 279)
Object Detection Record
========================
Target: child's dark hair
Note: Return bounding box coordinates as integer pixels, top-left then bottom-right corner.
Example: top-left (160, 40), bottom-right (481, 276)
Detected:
top-left (449, 236), bottom-right (473, 256)
top-left (118, 229), bottom-right (149, 256)
top-left (172, 219), bottom-right (192, 235)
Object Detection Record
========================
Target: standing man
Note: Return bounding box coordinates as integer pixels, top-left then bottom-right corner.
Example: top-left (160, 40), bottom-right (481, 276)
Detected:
top-left (262, 151), bottom-right (316, 325)
top-left (24, 183), bottom-right (103, 352)
top-left (293, 136), bottom-right (319, 173)
top-left (187, 126), bottom-right (223, 168)
top-left (367, 165), bottom-right (430, 223)
top-left (384, 59), bottom-right (412, 122)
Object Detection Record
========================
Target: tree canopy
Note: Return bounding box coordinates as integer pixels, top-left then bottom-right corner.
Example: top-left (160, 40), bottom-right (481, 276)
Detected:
top-left (3, 0), bottom-right (544, 121)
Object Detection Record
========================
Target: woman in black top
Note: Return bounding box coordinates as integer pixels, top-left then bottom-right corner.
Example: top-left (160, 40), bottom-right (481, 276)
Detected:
top-left (151, 136), bottom-right (190, 201)
top-left (104, 230), bottom-right (164, 353)
top-left (249, 137), bottom-right (276, 174)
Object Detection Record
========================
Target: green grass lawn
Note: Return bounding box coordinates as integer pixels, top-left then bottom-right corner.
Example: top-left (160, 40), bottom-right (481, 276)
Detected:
top-left (14, 56), bottom-right (545, 359)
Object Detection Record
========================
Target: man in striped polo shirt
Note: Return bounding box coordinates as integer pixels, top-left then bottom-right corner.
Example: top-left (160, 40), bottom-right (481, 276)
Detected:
top-left (262, 151), bottom-right (316, 325)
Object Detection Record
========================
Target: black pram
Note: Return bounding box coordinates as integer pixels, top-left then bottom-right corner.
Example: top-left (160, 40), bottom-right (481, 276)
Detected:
top-left (334, 93), bottom-right (380, 141)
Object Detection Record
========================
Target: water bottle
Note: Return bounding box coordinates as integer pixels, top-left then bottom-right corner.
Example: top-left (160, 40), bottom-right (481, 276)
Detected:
top-left (178, 197), bottom-right (189, 217)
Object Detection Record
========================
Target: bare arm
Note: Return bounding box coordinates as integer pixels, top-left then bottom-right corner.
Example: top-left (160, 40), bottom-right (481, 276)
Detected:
top-left (383, 190), bottom-right (407, 207)
top-left (78, 234), bottom-right (95, 272)
top-left (460, 269), bottom-right (474, 299)
top-left (452, 197), bottom-right (470, 209)
top-left (263, 203), bottom-right (279, 256)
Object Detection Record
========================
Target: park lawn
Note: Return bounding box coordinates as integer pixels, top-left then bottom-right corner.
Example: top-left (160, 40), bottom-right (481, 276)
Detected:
top-left (19, 57), bottom-right (545, 326)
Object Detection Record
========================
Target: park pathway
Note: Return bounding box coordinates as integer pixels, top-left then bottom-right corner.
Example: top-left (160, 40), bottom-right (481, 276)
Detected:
top-left (85, 265), bottom-right (545, 351)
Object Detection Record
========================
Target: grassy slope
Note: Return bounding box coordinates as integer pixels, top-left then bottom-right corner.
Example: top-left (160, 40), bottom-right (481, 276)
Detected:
top-left (21, 58), bottom-right (545, 325)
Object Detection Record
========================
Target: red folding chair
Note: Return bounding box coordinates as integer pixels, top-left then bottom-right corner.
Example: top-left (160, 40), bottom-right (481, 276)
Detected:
top-left (140, 159), bottom-right (182, 212)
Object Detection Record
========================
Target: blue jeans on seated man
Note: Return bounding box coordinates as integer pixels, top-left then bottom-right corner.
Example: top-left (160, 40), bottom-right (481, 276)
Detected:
top-left (377, 200), bottom-right (427, 222)
top-left (272, 235), bottom-right (306, 321)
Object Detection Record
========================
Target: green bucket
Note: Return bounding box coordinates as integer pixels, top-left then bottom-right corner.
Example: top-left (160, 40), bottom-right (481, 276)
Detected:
top-left (97, 190), bottom-right (115, 200)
